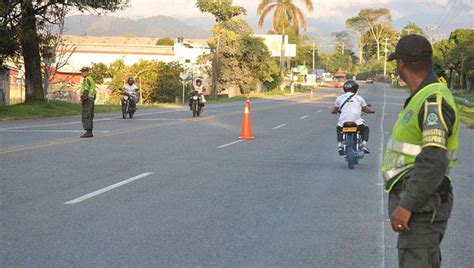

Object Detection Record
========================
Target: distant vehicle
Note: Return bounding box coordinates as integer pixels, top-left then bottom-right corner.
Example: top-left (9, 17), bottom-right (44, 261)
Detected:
top-left (339, 122), bottom-right (366, 169)
top-left (333, 73), bottom-right (347, 88)
top-left (322, 73), bottom-right (333, 85)
top-left (121, 92), bottom-right (135, 119)
top-left (190, 90), bottom-right (204, 117)
top-left (366, 77), bottom-right (374, 84)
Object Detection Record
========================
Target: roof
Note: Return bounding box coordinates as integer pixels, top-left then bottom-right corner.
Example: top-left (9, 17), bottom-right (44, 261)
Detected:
top-left (63, 35), bottom-right (209, 48)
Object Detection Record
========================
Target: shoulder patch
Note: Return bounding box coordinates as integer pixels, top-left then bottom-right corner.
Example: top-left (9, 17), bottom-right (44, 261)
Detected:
top-left (403, 110), bottom-right (413, 124)
top-left (422, 94), bottom-right (448, 149)
top-left (426, 112), bottom-right (439, 126)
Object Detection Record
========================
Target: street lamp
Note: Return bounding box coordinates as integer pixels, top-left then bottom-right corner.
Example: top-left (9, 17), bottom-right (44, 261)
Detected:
top-left (179, 72), bottom-right (190, 105)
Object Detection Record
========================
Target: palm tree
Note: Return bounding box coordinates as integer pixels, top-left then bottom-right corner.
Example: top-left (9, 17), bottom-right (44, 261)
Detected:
top-left (257, 0), bottom-right (314, 78)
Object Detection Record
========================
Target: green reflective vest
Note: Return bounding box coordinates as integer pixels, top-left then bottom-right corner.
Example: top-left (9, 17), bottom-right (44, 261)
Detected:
top-left (382, 82), bottom-right (459, 192)
top-left (81, 76), bottom-right (96, 99)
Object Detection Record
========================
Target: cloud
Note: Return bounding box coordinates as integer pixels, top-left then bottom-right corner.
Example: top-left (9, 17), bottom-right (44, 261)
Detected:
top-left (109, 0), bottom-right (472, 33)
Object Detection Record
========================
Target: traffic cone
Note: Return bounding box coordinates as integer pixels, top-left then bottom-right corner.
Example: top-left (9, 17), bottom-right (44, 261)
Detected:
top-left (239, 98), bottom-right (254, 140)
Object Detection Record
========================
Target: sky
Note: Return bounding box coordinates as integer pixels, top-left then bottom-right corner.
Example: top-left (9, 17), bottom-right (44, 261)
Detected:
top-left (112, 0), bottom-right (473, 29)
top-left (106, 0), bottom-right (473, 50)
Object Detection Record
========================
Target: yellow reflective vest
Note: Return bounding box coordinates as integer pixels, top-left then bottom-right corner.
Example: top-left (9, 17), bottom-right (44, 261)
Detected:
top-left (382, 83), bottom-right (459, 192)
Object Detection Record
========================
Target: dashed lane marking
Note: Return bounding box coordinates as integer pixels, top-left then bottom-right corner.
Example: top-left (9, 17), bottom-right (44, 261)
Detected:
top-left (65, 172), bottom-right (153, 205)
top-left (0, 129), bottom-right (110, 133)
top-left (217, 140), bottom-right (244, 149)
top-left (272, 124), bottom-right (287, 130)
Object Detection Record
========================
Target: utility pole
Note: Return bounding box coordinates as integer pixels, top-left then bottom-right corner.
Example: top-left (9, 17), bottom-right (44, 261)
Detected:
top-left (312, 43), bottom-right (315, 71)
top-left (383, 36), bottom-right (388, 76)
top-left (460, 52), bottom-right (464, 93)
top-left (426, 25), bottom-right (439, 43)
top-left (211, 0), bottom-right (223, 99)
top-left (339, 42), bottom-right (346, 54)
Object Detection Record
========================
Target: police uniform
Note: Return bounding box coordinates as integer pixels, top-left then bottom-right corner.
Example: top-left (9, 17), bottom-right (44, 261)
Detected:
top-left (383, 35), bottom-right (459, 268)
top-left (80, 70), bottom-right (97, 138)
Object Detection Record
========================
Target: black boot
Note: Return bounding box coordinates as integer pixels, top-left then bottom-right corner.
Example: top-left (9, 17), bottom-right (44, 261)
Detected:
top-left (80, 129), bottom-right (93, 138)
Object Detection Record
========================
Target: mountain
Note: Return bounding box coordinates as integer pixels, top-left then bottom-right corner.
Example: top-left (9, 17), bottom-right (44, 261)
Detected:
top-left (63, 15), bottom-right (210, 39)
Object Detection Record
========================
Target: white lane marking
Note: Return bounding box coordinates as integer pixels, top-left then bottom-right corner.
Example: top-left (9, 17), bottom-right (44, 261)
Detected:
top-left (378, 84), bottom-right (388, 267)
top-left (300, 115), bottom-right (309, 119)
top-left (114, 118), bottom-right (190, 121)
top-left (217, 140), bottom-right (244, 149)
top-left (316, 109), bottom-right (323, 113)
top-left (0, 129), bottom-right (110, 133)
top-left (132, 109), bottom-right (187, 117)
top-left (65, 172), bottom-right (153, 205)
top-left (272, 124), bottom-right (287, 130)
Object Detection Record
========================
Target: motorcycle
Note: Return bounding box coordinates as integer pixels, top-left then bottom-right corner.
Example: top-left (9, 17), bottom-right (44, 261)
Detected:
top-left (340, 122), bottom-right (365, 169)
top-left (121, 92), bottom-right (135, 119)
top-left (190, 91), bottom-right (204, 117)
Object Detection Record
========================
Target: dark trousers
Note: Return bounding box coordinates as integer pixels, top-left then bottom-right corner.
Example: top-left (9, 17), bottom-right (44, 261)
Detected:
top-left (130, 95), bottom-right (137, 110)
top-left (389, 182), bottom-right (453, 268)
top-left (336, 124), bottom-right (369, 142)
top-left (82, 98), bottom-right (95, 130)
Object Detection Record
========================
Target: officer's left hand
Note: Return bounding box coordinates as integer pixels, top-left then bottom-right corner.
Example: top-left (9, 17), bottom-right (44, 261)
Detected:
top-left (390, 206), bottom-right (412, 233)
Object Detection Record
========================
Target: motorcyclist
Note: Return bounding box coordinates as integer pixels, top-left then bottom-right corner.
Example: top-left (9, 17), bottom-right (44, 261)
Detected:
top-left (332, 79), bottom-right (375, 155)
top-left (189, 79), bottom-right (206, 110)
top-left (123, 77), bottom-right (139, 111)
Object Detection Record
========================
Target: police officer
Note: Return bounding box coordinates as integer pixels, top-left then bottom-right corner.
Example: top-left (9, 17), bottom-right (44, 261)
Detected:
top-left (79, 67), bottom-right (96, 138)
top-left (383, 35), bottom-right (459, 267)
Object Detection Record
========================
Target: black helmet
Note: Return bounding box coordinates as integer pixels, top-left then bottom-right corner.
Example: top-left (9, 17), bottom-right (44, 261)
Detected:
top-left (343, 79), bottom-right (359, 93)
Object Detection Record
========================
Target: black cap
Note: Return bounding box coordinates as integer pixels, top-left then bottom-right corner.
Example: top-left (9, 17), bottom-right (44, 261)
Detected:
top-left (388, 34), bottom-right (433, 62)
top-left (80, 66), bottom-right (91, 72)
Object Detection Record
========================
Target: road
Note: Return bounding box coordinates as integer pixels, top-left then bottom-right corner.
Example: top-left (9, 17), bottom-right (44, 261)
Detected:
top-left (1, 83), bottom-right (473, 267)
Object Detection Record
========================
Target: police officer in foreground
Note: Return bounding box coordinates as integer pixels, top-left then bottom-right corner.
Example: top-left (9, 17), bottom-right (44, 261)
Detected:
top-left (79, 67), bottom-right (96, 138)
top-left (382, 35), bottom-right (459, 267)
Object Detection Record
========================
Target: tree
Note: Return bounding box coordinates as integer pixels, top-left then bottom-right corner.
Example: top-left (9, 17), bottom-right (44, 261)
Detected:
top-left (153, 62), bottom-right (183, 103)
top-left (208, 18), bottom-right (278, 96)
top-left (362, 25), bottom-right (398, 64)
top-left (257, 0), bottom-right (314, 78)
top-left (107, 59), bottom-right (129, 103)
top-left (156, 38), bottom-right (175, 46)
top-left (38, 10), bottom-right (77, 97)
top-left (331, 31), bottom-right (353, 54)
top-left (346, 16), bottom-right (367, 64)
top-left (347, 8), bottom-right (392, 62)
top-left (1, 0), bottom-right (128, 102)
top-left (400, 22), bottom-right (426, 38)
top-left (433, 39), bottom-right (455, 67)
top-left (90, 63), bottom-right (110, 85)
top-left (196, 0), bottom-right (246, 98)
top-left (446, 29), bottom-right (474, 90)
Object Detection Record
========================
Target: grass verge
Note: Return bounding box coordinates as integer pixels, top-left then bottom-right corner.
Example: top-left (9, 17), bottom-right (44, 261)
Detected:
top-left (453, 92), bottom-right (474, 102)
top-left (0, 101), bottom-right (177, 121)
top-left (456, 103), bottom-right (474, 128)
top-left (453, 92), bottom-right (474, 128)
top-left (1, 86), bottom-right (317, 121)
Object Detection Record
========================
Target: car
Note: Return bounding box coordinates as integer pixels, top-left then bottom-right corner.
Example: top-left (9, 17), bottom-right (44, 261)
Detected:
top-left (333, 73), bottom-right (347, 88)
top-left (366, 77), bottom-right (374, 84)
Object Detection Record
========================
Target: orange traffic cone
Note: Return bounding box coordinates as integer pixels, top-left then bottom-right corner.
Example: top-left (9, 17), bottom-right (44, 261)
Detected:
top-left (239, 98), bottom-right (254, 140)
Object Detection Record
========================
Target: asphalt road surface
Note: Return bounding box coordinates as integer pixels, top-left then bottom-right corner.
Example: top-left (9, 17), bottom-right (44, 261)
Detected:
top-left (1, 83), bottom-right (473, 267)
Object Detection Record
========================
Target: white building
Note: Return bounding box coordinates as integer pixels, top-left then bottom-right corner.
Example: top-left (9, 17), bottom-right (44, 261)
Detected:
top-left (59, 35), bottom-right (211, 73)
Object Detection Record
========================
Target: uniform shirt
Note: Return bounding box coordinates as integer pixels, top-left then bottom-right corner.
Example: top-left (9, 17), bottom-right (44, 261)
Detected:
top-left (398, 71), bottom-right (456, 212)
top-left (334, 92), bottom-right (368, 127)
top-left (123, 84), bottom-right (138, 95)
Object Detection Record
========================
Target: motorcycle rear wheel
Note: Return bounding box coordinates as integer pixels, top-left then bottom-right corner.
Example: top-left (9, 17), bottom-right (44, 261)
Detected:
top-left (346, 134), bottom-right (356, 169)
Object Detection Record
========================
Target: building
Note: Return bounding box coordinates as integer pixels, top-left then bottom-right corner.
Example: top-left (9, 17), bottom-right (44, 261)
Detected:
top-left (0, 65), bottom-right (24, 105)
top-left (56, 35), bottom-right (211, 78)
